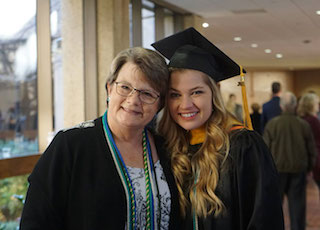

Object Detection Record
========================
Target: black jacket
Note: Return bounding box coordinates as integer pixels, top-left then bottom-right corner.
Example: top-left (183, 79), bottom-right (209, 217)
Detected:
top-left (185, 129), bottom-right (284, 230)
top-left (20, 117), bottom-right (182, 230)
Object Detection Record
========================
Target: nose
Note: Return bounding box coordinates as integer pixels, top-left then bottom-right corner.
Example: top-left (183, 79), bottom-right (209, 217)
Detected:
top-left (126, 89), bottom-right (141, 104)
top-left (180, 95), bottom-right (194, 109)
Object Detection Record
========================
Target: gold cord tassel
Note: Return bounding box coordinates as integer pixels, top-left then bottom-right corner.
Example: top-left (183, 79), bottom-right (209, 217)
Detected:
top-left (238, 66), bottom-right (253, 130)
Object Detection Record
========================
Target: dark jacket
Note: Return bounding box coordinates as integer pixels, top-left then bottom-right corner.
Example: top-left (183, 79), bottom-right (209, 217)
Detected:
top-left (250, 111), bottom-right (262, 135)
top-left (20, 117), bottom-right (182, 230)
top-left (302, 114), bottom-right (320, 181)
top-left (263, 112), bottom-right (317, 173)
top-left (185, 129), bottom-right (284, 230)
top-left (261, 96), bottom-right (282, 133)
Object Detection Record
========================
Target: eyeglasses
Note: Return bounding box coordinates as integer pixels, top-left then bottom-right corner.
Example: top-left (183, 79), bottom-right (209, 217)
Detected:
top-left (115, 82), bottom-right (160, 104)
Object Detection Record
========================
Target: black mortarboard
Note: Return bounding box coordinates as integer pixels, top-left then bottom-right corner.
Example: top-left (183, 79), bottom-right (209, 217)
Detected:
top-left (151, 27), bottom-right (245, 82)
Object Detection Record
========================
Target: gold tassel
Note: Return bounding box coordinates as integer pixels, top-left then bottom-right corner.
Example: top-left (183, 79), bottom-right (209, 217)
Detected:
top-left (238, 66), bottom-right (253, 130)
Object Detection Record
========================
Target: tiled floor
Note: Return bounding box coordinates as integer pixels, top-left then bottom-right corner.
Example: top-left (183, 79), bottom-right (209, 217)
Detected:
top-left (283, 176), bottom-right (320, 230)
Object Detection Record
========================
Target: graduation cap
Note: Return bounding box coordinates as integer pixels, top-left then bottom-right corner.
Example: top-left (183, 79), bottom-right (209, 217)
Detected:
top-left (151, 27), bottom-right (245, 82)
top-left (152, 27), bottom-right (253, 130)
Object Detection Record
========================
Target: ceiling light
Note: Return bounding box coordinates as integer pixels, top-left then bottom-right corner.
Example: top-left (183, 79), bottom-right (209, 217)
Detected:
top-left (316, 10), bottom-right (320, 15)
top-left (264, 49), bottom-right (272, 54)
top-left (251, 43), bottom-right (258, 48)
top-left (276, 54), bottom-right (283, 58)
top-left (202, 22), bottom-right (209, 28)
top-left (233, 37), bottom-right (242, 42)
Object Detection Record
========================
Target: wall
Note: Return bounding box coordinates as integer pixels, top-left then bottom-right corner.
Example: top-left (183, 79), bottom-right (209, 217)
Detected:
top-left (220, 70), bottom-right (295, 113)
top-left (294, 69), bottom-right (320, 98)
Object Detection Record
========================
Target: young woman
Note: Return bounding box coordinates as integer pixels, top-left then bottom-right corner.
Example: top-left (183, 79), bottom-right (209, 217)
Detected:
top-left (153, 27), bottom-right (284, 230)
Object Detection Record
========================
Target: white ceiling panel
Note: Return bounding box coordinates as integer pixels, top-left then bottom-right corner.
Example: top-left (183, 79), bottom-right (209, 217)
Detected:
top-left (162, 0), bottom-right (320, 70)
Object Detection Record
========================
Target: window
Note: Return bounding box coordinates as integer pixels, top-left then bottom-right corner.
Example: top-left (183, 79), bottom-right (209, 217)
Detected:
top-left (142, 1), bottom-right (155, 49)
top-left (130, 0), bottom-right (182, 49)
top-left (51, 0), bottom-right (63, 133)
top-left (0, 0), bottom-right (38, 160)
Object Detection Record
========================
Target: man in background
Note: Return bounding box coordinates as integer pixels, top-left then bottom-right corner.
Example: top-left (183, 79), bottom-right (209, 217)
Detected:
top-left (261, 81), bottom-right (282, 133)
top-left (263, 92), bottom-right (316, 230)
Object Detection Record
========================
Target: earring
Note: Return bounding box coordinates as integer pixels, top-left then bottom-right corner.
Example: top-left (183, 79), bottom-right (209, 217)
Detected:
top-left (107, 97), bottom-right (110, 102)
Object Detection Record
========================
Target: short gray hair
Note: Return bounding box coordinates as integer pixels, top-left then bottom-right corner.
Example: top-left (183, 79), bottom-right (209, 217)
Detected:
top-left (105, 47), bottom-right (169, 108)
top-left (280, 91), bottom-right (297, 112)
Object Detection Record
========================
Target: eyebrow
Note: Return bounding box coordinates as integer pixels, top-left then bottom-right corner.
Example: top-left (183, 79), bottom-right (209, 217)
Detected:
top-left (170, 86), bottom-right (205, 92)
top-left (118, 81), bottom-right (156, 92)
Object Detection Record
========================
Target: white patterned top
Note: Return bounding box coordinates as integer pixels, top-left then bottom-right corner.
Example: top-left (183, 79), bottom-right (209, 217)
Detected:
top-left (126, 160), bottom-right (171, 230)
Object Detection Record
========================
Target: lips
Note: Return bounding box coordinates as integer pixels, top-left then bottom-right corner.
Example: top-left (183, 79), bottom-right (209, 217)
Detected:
top-left (122, 106), bottom-right (141, 115)
top-left (179, 112), bottom-right (198, 118)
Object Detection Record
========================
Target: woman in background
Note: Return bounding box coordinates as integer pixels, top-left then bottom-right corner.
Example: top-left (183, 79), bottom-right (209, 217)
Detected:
top-left (153, 27), bottom-right (284, 230)
top-left (297, 92), bottom-right (320, 195)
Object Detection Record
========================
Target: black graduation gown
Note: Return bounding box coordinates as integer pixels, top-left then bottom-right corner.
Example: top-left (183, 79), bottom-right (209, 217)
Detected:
top-left (185, 129), bottom-right (284, 230)
top-left (19, 117), bottom-right (182, 230)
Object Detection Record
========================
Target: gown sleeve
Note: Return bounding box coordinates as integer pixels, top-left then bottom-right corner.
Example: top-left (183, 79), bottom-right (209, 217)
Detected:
top-left (20, 131), bottom-right (72, 230)
top-left (230, 130), bottom-right (284, 230)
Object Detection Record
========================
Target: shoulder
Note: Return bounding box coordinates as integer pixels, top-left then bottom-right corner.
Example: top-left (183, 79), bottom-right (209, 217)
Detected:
top-left (265, 115), bottom-right (281, 127)
top-left (61, 118), bottom-right (99, 135)
top-left (229, 129), bottom-right (271, 161)
top-left (42, 117), bottom-right (104, 160)
top-left (54, 117), bottom-right (103, 143)
top-left (230, 128), bottom-right (265, 147)
top-left (295, 116), bottom-right (311, 126)
top-left (228, 129), bottom-right (278, 174)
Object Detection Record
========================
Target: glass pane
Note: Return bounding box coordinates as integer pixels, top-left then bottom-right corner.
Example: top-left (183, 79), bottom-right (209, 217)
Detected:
top-left (51, 0), bottom-right (63, 133)
top-left (0, 174), bottom-right (29, 229)
top-left (129, 2), bottom-right (133, 47)
top-left (0, 0), bottom-right (38, 160)
top-left (142, 8), bottom-right (155, 49)
top-left (164, 9), bottom-right (174, 37)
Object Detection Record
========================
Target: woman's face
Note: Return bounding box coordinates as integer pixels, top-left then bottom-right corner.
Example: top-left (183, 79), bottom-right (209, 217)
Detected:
top-left (168, 69), bottom-right (213, 131)
top-left (107, 62), bottom-right (160, 130)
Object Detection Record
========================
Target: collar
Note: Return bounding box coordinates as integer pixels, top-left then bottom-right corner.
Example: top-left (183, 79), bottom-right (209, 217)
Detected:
top-left (190, 126), bottom-right (206, 145)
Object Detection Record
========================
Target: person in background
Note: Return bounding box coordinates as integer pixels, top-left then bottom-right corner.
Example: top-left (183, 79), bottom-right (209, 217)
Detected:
top-left (153, 27), bottom-right (284, 230)
top-left (226, 93), bottom-right (243, 122)
top-left (20, 47), bottom-right (182, 230)
top-left (297, 92), bottom-right (320, 197)
top-left (263, 92), bottom-right (317, 230)
top-left (7, 107), bottom-right (17, 130)
top-left (0, 110), bottom-right (3, 130)
top-left (261, 81), bottom-right (282, 133)
top-left (250, 102), bottom-right (262, 135)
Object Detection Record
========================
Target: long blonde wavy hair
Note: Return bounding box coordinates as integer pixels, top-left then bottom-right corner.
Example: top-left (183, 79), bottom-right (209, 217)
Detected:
top-left (157, 68), bottom-right (232, 218)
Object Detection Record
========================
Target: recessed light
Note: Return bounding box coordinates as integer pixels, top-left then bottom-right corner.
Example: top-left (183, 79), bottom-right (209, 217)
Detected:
top-left (276, 54), bottom-right (283, 58)
top-left (316, 10), bottom-right (320, 15)
top-left (202, 22), bottom-right (209, 28)
top-left (234, 37), bottom-right (242, 42)
top-left (264, 49), bottom-right (272, 54)
top-left (251, 43), bottom-right (258, 48)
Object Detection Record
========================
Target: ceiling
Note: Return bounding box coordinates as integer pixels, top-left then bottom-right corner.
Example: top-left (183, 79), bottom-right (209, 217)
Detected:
top-left (162, 0), bottom-right (320, 70)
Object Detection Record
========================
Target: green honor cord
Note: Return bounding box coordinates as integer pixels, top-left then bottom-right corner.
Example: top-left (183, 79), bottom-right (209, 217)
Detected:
top-left (102, 111), bottom-right (161, 229)
top-left (193, 172), bottom-right (199, 230)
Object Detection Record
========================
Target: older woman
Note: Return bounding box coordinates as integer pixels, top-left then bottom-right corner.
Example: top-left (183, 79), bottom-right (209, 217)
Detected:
top-left (297, 92), bottom-right (320, 191)
top-left (20, 47), bottom-right (182, 230)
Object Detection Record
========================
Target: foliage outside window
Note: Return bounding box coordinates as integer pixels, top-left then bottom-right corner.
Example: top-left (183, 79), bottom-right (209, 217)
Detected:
top-left (0, 175), bottom-right (29, 230)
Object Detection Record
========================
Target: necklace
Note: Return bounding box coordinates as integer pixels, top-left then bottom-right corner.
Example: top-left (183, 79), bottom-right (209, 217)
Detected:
top-left (102, 111), bottom-right (161, 229)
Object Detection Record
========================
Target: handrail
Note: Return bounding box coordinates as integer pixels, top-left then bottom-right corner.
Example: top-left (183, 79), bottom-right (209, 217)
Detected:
top-left (0, 154), bottom-right (41, 179)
